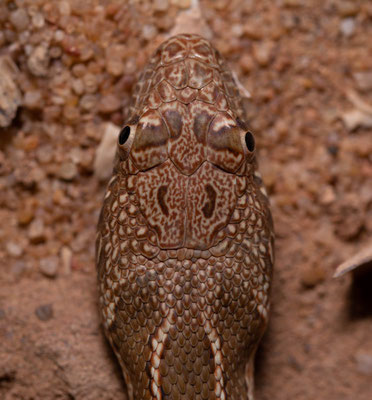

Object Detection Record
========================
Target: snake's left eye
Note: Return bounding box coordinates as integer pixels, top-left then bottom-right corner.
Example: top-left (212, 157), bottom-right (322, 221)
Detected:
top-left (119, 126), bottom-right (131, 145)
top-left (244, 131), bottom-right (255, 152)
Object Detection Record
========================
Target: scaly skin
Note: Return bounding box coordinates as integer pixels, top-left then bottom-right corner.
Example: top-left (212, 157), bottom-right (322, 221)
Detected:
top-left (96, 34), bottom-right (274, 400)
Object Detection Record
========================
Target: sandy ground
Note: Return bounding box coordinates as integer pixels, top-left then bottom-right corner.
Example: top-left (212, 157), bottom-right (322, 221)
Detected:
top-left (0, 0), bottom-right (371, 399)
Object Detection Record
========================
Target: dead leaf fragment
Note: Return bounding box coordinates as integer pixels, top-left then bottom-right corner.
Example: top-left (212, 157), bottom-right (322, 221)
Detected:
top-left (333, 245), bottom-right (372, 278)
top-left (341, 109), bottom-right (372, 131)
top-left (0, 56), bottom-right (21, 128)
top-left (94, 122), bottom-right (120, 181)
top-left (340, 89), bottom-right (372, 131)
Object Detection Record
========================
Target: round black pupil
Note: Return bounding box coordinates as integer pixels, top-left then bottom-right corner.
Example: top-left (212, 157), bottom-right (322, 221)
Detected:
top-left (245, 131), bottom-right (255, 152)
top-left (119, 126), bottom-right (130, 145)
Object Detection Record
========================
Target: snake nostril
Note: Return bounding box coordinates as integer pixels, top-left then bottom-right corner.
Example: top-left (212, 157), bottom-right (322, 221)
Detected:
top-left (119, 126), bottom-right (131, 145)
top-left (245, 131), bottom-right (255, 152)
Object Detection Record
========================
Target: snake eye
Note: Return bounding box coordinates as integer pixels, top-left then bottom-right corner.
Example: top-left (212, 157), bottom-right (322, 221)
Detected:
top-left (245, 131), bottom-right (255, 152)
top-left (118, 126), bottom-right (130, 145)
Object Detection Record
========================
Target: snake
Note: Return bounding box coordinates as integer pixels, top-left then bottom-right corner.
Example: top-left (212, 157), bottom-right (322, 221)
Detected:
top-left (96, 34), bottom-right (274, 400)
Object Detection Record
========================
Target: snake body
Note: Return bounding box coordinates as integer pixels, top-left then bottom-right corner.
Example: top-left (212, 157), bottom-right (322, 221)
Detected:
top-left (96, 34), bottom-right (274, 400)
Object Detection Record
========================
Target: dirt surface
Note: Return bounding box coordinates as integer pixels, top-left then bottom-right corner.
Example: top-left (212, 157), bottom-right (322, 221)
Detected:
top-left (1, 1), bottom-right (372, 399)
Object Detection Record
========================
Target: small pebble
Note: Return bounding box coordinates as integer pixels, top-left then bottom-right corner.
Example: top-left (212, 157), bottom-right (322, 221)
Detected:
top-left (54, 30), bottom-right (65, 42)
top-left (125, 57), bottom-right (138, 75)
top-left (172, 0), bottom-right (191, 9)
top-left (301, 266), bottom-right (326, 288)
top-left (83, 73), bottom-right (98, 93)
top-left (60, 246), bottom-right (72, 275)
top-left (18, 207), bottom-right (35, 225)
top-left (338, 1), bottom-right (359, 17)
top-left (142, 24), bottom-right (158, 41)
top-left (319, 185), bottom-right (336, 206)
top-left (243, 24), bottom-right (263, 40)
top-left (231, 24), bottom-right (243, 38)
top-left (27, 45), bottom-right (49, 77)
top-left (155, 15), bottom-right (174, 31)
top-left (31, 13), bottom-right (45, 29)
top-left (58, 1), bottom-right (71, 16)
top-left (23, 90), bottom-right (43, 110)
top-left (287, 354), bottom-right (303, 372)
top-left (340, 17), bottom-right (355, 37)
top-left (39, 256), bottom-right (59, 278)
top-left (58, 162), bottom-right (78, 181)
top-left (35, 145), bottom-right (53, 164)
top-left (98, 94), bottom-right (121, 113)
top-left (79, 94), bottom-right (97, 112)
top-left (80, 45), bottom-right (94, 62)
top-left (154, 0), bottom-right (169, 12)
top-left (28, 218), bottom-right (46, 244)
top-left (355, 353), bottom-right (372, 375)
top-left (6, 242), bottom-right (23, 257)
top-left (72, 63), bottom-right (86, 77)
top-left (239, 54), bottom-right (255, 73)
top-left (353, 71), bottom-right (372, 91)
top-left (106, 58), bottom-right (124, 76)
top-left (333, 195), bottom-right (364, 241)
top-left (18, 167), bottom-right (45, 187)
top-left (105, 3), bottom-right (121, 17)
top-left (71, 78), bottom-right (84, 95)
top-left (63, 105), bottom-right (80, 124)
top-left (11, 261), bottom-right (29, 276)
top-left (253, 41), bottom-right (274, 67)
top-left (35, 304), bottom-right (54, 321)
top-left (10, 9), bottom-right (30, 31)
top-left (49, 46), bottom-right (62, 59)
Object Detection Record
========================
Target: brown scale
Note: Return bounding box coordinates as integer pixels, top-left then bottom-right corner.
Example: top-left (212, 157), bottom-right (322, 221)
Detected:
top-left (96, 34), bottom-right (274, 400)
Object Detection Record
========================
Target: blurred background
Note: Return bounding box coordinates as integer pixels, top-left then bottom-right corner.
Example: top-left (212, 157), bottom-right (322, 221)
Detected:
top-left (0, 0), bottom-right (371, 399)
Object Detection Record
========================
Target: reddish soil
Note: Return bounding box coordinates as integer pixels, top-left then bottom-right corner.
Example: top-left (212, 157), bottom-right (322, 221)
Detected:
top-left (1, 1), bottom-right (371, 399)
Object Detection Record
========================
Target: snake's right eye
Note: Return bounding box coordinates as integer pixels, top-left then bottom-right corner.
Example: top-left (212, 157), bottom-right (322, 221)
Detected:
top-left (118, 126), bottom-right (130, 145)
top-left (244, 131), bottom-right (255, 153)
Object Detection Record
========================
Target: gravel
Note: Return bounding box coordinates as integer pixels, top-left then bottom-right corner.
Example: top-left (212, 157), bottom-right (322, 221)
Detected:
top-left (39, 256), bottom-right (59, 278)
top-left (35, 304), bottom-right (54, 321)
top-left (28, 219), bottom-right (47, 244)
